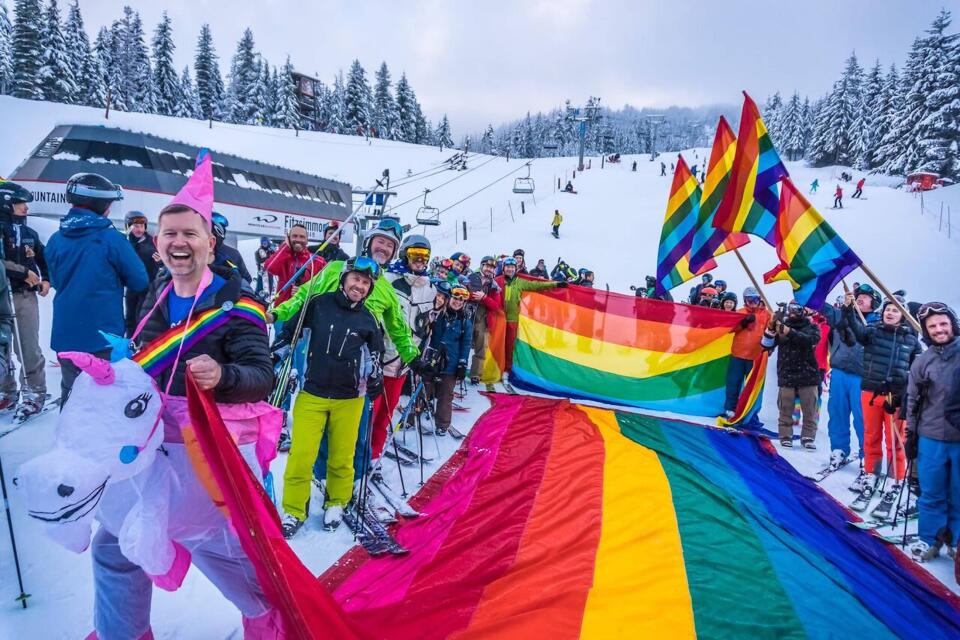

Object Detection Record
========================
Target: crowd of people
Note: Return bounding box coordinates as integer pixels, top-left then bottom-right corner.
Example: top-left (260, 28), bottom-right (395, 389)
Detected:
top-left (0, 159), bottom-right (957, 638)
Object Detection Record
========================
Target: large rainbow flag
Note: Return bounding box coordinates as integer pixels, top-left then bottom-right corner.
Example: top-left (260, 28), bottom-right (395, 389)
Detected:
top-left (508, 285), bottom-right (742, 417)
top-left (712, 91), bottom-right (789, 246)
top-left (689, 116), bottom-right (750, 273)
top-left (764, 177), bottom-right (862, 310)
top-left (654, 155), bottom-right (715, 296)
top-left (478, 305), bottom-right (507, 384)
top-left (323, 394), bottom-right (960, 638)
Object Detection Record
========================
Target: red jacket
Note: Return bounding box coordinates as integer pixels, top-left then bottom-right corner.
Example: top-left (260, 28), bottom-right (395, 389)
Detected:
top-left (835, 186), bottom-right (843, 197)
top-left (856, 178), bottom-right (865, 189)
top-left (264, 242), bottom-right (326, 304)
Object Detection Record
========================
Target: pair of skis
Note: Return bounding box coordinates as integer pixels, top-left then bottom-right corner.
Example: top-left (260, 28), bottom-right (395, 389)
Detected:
top-left (342, 476), bottom-right (420, 556)
top-left (0, 396), bottom-right (62, 440)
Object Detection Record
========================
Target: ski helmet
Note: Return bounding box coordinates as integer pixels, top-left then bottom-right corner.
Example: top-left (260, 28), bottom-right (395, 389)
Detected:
top-left (211, 212), bottom-right (229, 240)
top-left (513, 248), bottom-right (525, 257)
top-left (65, 173), bottom-right (123, 215)
top-left (854, 283), bottom-right (882, 310)
top-left (645, 275), bottom-right (656, 288)
top-left (434, 280), bottom-right (453, 298)
top-left (324, 220), bottom-right (340, 237)
top-left (0, 181), bottom-right (33, 214)
top-left (480, 255), bottom-right (497, 268)
top-left (917, 302), bottom-right (960, 345)
top-left (125, 211), bottom-right (147, 227)
top-left (339, 255), bottom-right (381, 299)
top-left (714, 279), bottom-right (727, 291)
top-left (363, 218), bottom-right (402, 259)
top-left (701, 273), bottom-right (713, 284)
top-left (260, 236), bottom-right (270, 246)
top-left (399, 234), bottom-right (431, 264)
top-left (720, 291), bottom-right (738, 308)
top-left (502, 257), bottom-right (518, 268)
top-left (700, 286), bottom-right (718, 298)
top-left (743, 287), bottom-right (761, 304)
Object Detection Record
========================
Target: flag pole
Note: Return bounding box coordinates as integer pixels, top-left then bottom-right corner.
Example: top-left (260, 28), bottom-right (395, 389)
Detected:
top-left (842, 279), bottom-right (867, 324)
top-left (858, 263), bottom-right (922, 333)
top-left (732, 247), bottom-right (772, 310)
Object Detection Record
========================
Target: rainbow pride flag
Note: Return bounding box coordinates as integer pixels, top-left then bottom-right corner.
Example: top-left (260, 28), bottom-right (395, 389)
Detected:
top-left (323, 394), bottom-right (960, 638)
top-left (479, 305), bottom-right (507, 384)
top-left (763, 177), bottom-right (862, 310)
top-left (689, 116), bottom-right (750, 273)
top-left (713, 92), bottom-right (789, 246)
top-left (655, 155), bottom-right (715, 296)
top-left (717, 351), bottom-right (767, 429)
top-left (508, 286), bottom-right (742, 416)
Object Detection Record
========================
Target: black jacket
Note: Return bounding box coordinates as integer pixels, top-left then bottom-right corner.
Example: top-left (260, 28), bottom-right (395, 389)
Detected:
top-left (317, 243), bottom-right (350, 264)
top-left (282, 290), bottom-right (384, 399)
top-left (0, 213), bottom-right (48, 293)
top-left (528, 267), bottom-right (548, 279)
top-left (214, 242), bottom-right (253, 283)
top-left (128, 232), bottom-right (161, 283)
top-left (763, 315), bottom-right (822, 388)
top-left (846, 307), bottom-right (922, 395)
top-left (135, 266), bottom-right (274, 402)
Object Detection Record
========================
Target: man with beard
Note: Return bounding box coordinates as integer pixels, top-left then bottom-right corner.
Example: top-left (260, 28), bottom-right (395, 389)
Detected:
top-left (123, 211), bottom-right (162, 336)
top-left (264, 223), bottom-right (325, 306)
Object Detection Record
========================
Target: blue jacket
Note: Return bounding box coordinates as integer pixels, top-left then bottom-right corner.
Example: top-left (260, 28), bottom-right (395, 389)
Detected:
top-left (428, 308), bottom-right (473, 376)
top-left (46, 207), bottom-right (149, 352)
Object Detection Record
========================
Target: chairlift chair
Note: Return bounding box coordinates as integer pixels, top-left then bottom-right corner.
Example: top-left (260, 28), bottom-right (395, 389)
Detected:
top-left (416, 189), bottom-right (441, 226)
top-left (512, 163), bottom-right (535, 194)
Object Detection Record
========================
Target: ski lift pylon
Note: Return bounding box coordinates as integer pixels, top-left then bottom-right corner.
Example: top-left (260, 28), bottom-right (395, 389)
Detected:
top-left (416, 189), bottom-right (441, 226)
top-left (512, 162), bottom-right (535, 194)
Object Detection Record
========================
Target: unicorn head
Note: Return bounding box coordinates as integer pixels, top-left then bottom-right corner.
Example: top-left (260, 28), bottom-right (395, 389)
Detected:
top-left (15, 355), bottom-right (162, 551)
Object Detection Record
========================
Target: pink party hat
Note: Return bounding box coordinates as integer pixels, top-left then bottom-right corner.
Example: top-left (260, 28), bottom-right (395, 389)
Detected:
top-left (165, 148), bottom-right (213, 225)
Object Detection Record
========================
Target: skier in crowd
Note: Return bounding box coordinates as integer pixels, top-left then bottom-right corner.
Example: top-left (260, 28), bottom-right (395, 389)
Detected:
top-left (123, 212), bottom-right (162, 337)
top-left (210, 213), bottom-right (252, 283)
top-left (420, 284), bottom-right (473, 436)
top-left (906, 302), bottom-right (960, 561)
top-left (719, 291), bottom-right (737, 312)
top-left (264, 223), bottom-right (325, 306)
top-left (253, 236), bottom-right (276, 299)
top-left (820, 284), bottom-right (880, 479)
top-left (497, 257), bottom-right (565, 371)
top-left (46, 173), bottom-right (148, 404)
top-left (280, 256), bottom-right (384, 537)
top-left (91, 162), bottom-right (280, 638)
top-left (575, 268), bottom-right (595, 287)
top-left (834, 185), bottom-right (843, 209)
top-left (0, 181), bottom-right (52, 419)
top-left (432, 257), bottom-right (461, 286)
top-left (761, 301), bottom-right (821, 449)
top-left (317, 221), bottom-right (350, 263)
top-left (449, 252), bottom-right (472, 277)
top-left (550, 259), bottom-right (577, 283)
top-left (810, 178), bottom-right (819, 194)
top-left (853, 177), bottom-right (865, 199)
top-left (528, 259), bottom-right (549, 279)
top-left (723, 288), bottom-right (769, 420)
top-left (697, 286), bottom-right (719, 307)
top-left (689, 272), bottom-right (714, 304)
top-left (511, 248), bottom-right (528, 274)
top-left (467, 255), bottom-right (502, 384)
top-left (634, 275), bottom-right (673, 301)
top-left (844, 293), bottom-right (922, 517)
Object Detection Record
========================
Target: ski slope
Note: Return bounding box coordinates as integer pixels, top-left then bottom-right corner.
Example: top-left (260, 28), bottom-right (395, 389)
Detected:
top-left (0, 97), bottom-right (957, 638)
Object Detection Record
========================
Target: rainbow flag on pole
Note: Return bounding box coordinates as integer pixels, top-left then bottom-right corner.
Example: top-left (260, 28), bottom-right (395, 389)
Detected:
top-left (689, 116), bottom-right (750, 273)
top-left (712, 92), bottom-right (789, 245)
top-left (508, 286), bottom-right (742, 416)
top-left (323, 395), bottom-right (960, 639)
top-left (763, 177), bottom-right (862, 310)
top-left (478, 305), bottom-right (507, 384)
top-left (655, 155), bottom-right (715, 296)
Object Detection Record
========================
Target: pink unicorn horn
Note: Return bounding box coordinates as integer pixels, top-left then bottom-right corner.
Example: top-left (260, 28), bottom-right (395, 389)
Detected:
top-left (58, 352), bottom-right (115, 385)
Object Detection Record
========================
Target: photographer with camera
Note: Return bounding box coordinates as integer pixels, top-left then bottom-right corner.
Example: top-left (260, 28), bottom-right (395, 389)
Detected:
top-left (761, 301), bottom-right (822, 450)
top-left (905, 303), bottom-right (960, 562)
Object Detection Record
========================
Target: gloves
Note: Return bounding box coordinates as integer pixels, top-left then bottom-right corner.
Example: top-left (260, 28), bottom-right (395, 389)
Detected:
top-left (367, 375), bottom-right (383, 398)
top-left (555, 281), bottom-right (569, 289)
top-left (407, 357), bottom-right (427, 375)
top-left (883, 394), bottom-right (901, 415)
top-left (739, 313), bottom-right (757, 329)
top-left (455, 363), bottom-right (467, 381)
top-left (905, 429), bottom-right (918, 461)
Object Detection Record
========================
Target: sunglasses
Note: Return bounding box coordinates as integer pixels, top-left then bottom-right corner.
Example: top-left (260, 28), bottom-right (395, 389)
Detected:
top-left (406, 247), bottom-right (430, 261)
top-left (451, 287), bottom-right (470, 300)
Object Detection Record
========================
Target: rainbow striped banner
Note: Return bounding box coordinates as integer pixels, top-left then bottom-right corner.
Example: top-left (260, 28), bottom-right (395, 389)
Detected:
top-left (717, 351), bottom-right (767, 429)
top-left (479, 305), bottom-right (507, 384)
top-left (713, 91), bottom-right (789, 245)
top-left (508, 286), bottom-right (742, 416)
top-left (322, 395), bottom-right (960, 638)
top-left (655, 155), bottom-right (715, 296)
top-left (689, 116), bottom-right (750, 273)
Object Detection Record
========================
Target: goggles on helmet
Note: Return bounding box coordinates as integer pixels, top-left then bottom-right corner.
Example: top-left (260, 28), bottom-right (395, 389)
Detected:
top-left (347, 255), bottom-right (381, 280)
top-left (918, 302), bottom-right (952, 322)
top-left (406, 247), bottom-right (430, 262)
top-left (440, 258), bottom-right (455, 269)
top-left (451, 287), bottom-right (470, 301)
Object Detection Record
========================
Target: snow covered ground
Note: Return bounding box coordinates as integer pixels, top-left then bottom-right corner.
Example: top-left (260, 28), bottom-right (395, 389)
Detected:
top-left (0, 98), bottom-right (957, 638)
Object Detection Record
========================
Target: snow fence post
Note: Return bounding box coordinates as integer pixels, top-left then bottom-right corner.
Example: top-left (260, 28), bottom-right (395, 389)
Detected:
top-left (463, 221), bottom-right (467, 241)
top-left (509, 201), bottom-right (514, 222)
top-left (490, 208), bottom-right (493, 232)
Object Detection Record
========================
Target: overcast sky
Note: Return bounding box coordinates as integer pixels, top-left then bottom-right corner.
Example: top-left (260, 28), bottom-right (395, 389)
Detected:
top-left (77, 0), bottom-right (942, 134)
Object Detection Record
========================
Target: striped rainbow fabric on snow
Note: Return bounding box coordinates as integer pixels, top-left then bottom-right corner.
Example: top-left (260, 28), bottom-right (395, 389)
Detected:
top-left (322, 394), bottom-right (960, 639)
top-left (509, 285), bottom-right (743, 417)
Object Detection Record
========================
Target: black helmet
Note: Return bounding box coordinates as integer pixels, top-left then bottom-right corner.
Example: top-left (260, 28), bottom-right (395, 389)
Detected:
top-left (211, 212), bottom-right (229, 240)
top-left (0, 181), bottom-right (33, 214)
top-left (339, 255), bottom-right (381, 299)
top-left (66, 173), bottom-right (123, 215)
top-left (645, 275), bottom-right (656, 287)
top-left (701, 273), bottom-right (713, 284)
top-left (720, 291), bottom-right (738, 307)
top-left (125, 210), bottom-right (147, 226)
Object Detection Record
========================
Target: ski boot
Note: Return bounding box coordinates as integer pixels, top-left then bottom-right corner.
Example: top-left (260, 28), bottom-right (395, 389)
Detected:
top-left (12, 394), bottom-right (46, 423)
top-left (847, 469), bottom-right (869, 493)
top-left (870, 483), bottom-right (901, 521)
top-left (910, 540), bottom-right (942, 563)
top-left (470, 376), bottom-right (480, 386)
top-left (849, 474), bottom-right (878, 512)
top-left (0, 392), bottom-right (18, 413)
top-left (779, 437), bottom-right (793, 448)
top-left (281, 514), bottom-right (304, 539)
top-left (323, 505), bottom-right (344, 531)
top-left (829, 450), bottom-right (846, 469)
top-left (801, 437), bottom-right (816, 450)
top-left (435, 424), bottom-right (448, 437)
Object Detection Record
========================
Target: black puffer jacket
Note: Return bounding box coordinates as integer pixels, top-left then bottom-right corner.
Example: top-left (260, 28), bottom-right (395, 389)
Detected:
top-left (762, 315), bottom-right (822, 388)
top-left (135, 266), bottom-right (274, 402)
top-left (281, 289), bottom-right (384, 399)
top-left (845, 306), bottom-right (922, 395)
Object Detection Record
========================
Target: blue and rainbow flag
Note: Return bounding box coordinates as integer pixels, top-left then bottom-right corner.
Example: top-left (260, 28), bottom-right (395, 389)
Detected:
top-left (655, 155), bottom-right (714, 296)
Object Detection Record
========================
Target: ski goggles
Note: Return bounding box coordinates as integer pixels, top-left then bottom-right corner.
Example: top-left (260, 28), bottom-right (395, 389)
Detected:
top-left (349, 255), bottom-right (381, 280)
top-left (744, 295), bottom-right (762, 305)
top-left (375, 218), bottom-right (403, 242)
top-left (440, 258), bottom-right (455, 269)
top-left (406, 247), bottom-right (430, 262)
top-left (457, 254), bottom-right (471, 265)
top-left (481, 259), bottom-right (497, 268)
top-left (450, 287), bottom-right (470, 301)
top-left (918, 302), bottom-right (952, 322)
top-left (127, 215), bottom-right (148, 225)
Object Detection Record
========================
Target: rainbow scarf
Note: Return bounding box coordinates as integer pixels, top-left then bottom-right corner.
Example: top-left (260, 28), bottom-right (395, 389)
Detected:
top-left (323, 394), bottom-right (960, 638)
top-left (510, 286), bottom-right (743, 416)
top-left (133, 297), bottom-right (266, 377)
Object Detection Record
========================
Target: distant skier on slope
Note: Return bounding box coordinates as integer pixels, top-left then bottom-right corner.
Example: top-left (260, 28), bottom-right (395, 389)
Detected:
top-left (810, 178), bottom-right (819, 194)
top-left (834, 185), bottom-right (843, 209)
top-left (853, 177), bottom-right (865, 199)
top-left (660, 161), bottom-right (667, 176)
top-left (551, 210), bottom-right (563, 238)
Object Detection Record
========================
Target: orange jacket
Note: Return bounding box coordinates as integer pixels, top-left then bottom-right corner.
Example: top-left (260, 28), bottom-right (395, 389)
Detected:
top-left (731, 306), bottom-right (771, 361)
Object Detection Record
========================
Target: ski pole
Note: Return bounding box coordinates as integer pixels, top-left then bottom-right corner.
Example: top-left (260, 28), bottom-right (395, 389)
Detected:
top-left (0, 453), bottom-right (29, 608)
